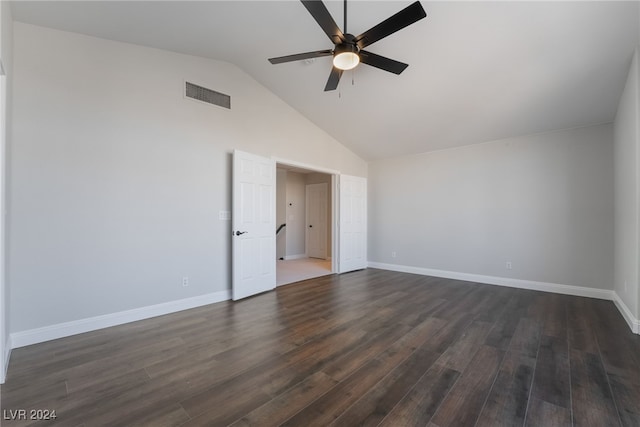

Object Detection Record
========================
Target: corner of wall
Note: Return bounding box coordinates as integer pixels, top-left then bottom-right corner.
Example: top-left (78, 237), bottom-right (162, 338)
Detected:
top-left (614, 44), bottom-right (640, 330)
top-left (613, 291), bottom-right (640, 334)
top-left (1, 338), bottom-right (11, 383)
top-left (637, 45), bottom-right (640, 325)
top-left (0, 0), bottom-right (13, 386)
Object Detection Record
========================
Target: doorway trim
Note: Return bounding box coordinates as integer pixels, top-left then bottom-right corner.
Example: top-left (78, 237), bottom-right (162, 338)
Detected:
top-left (272, 157), bottom-right (339, 275)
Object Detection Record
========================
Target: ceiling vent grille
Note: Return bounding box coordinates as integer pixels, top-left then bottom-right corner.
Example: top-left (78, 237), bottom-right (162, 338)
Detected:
top-left (185, 82), bottom-right (230, 109)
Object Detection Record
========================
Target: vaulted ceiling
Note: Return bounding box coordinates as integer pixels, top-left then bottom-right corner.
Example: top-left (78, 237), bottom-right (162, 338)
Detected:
top-left (11, 1), bottom-right (639, 160)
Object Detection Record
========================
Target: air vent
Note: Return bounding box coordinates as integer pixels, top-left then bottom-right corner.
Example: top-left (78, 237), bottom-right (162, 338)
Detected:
top-left (185, 82), bottom-right (230, 109)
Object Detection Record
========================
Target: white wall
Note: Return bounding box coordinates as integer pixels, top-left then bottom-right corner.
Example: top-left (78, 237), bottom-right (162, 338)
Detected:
top-left (9, 23), bottom-right (366, 335)
top-left (0, 0), bottom-right (13, 383)
top-left (614, 47), bottom-right (640, 326)
top-left (369, 123), bottom-right (614, 291)
top-left (285, 172), bottom-right (306, 258)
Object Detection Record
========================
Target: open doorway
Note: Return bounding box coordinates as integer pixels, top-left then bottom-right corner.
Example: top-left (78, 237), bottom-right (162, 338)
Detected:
top-left (231, 150), bottom-right (367, 300)
top-left (276, 164), bottom-right (334, 286)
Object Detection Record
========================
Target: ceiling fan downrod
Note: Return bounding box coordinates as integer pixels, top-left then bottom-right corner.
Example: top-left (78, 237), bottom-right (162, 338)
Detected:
top-left (344, 0), bottom-right (347, 34)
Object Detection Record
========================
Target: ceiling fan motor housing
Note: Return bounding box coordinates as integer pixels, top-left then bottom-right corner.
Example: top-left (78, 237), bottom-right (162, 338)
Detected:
top-left (333, 37), bottom-right (359, 57)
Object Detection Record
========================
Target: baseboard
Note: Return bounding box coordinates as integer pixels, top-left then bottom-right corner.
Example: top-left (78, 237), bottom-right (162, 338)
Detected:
top-left (612, 292), bottom-right (640, 334)
top-left (367, 262), bottom-right (614, 301)
top-left (0, 341), bottom-right (10, 384)
top-left (10, 290), bottom-right (231, 349)
top-left (284, 254), bottom-right (307, 260)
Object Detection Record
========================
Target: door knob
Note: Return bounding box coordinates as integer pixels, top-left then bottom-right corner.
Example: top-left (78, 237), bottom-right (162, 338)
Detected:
top-left (235, 231), bottom-right (248, 236)
top-left (309, 225), bottom-right (313, 228)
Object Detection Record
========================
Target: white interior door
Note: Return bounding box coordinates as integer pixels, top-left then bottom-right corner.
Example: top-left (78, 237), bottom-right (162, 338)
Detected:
top-left (232, 150), bottom-right (276, 300)
top-left (339, 175), bottom-right (367, 273)
top-left (306, 183), bottom-right (327, 259)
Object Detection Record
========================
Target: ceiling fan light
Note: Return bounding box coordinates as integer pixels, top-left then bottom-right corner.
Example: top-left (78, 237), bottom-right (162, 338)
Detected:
top-left (333, 51), bottom-right (360, 71)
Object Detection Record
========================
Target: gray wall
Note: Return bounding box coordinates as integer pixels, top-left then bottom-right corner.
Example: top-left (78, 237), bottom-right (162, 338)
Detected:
top-left (614, 47), bottom-right (640, 320)
top-left (369, 123), bottom-right (614, 290)
top-left (9, 23), bottom-right (366, 333)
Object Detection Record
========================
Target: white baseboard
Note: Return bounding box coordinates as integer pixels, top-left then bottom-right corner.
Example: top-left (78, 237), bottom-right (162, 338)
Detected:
top-left (284, 254), bottom-right (307, 260)
top-left (0, 342), bottom-right (10, 384)
top-left (7, 266), bottom-right (639, 355)
top-left (612, 292), bottom-right (640, 334)
top-left (10, 290), bottom-right (231, 349)
top-left (368, 261), bottom-right (640, 335)
top-left (367, 262), bottom-right (614, 301)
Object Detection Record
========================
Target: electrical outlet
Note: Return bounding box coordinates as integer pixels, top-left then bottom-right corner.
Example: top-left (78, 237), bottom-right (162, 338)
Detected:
top-left (391, 251), bottom-right (397, 258)
top-left (506, 261), bottom-right (512, 270)
top-left (182, 276), bottom-right (189, 287)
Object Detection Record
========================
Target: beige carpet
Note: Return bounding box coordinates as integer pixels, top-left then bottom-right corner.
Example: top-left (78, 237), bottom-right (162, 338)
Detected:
top-left (277, 258), bottom-right (333, 286)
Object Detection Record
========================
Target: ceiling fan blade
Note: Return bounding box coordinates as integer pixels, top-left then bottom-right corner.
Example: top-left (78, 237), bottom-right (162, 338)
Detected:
top-left (324, 67), bottom-right (343, 91)
top-left (354, 1), bottom-right (426, 49)
top-left (359, 51), bottom-right (409, 75)
top-left (301, 0), bottom-right (345, 45)
top-left (269, 50), bottom-right (333, 64)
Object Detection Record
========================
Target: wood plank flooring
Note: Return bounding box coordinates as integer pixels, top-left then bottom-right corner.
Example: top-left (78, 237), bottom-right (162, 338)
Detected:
top-left (1, 269), bottom-right (639, 426)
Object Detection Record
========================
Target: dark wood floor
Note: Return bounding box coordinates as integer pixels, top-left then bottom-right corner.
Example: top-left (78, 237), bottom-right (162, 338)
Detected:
top-left (1, 269), bottom-right (639, 426)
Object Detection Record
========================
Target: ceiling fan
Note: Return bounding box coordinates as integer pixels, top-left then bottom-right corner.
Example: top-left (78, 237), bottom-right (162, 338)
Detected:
top-left (268, 0), bottom-right (427, 91)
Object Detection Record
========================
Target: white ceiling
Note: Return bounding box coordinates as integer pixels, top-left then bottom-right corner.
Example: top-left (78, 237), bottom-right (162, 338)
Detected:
top-left (11, 1), bottom-right (639, 160)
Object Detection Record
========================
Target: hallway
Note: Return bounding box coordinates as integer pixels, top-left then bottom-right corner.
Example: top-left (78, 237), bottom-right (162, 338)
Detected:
top-left (276, 258), bottom-right (332, 286)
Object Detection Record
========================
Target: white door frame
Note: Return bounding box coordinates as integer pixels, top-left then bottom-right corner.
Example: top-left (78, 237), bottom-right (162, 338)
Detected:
top-left (272, 157), bottom-right (339, 274)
